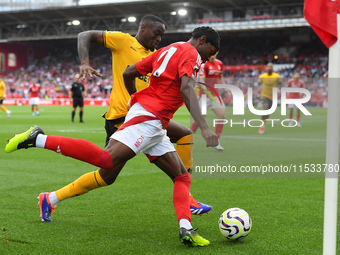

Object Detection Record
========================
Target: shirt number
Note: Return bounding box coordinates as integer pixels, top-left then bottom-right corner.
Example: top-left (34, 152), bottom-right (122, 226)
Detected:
top-left (153, 46), bottom-right (177, 77)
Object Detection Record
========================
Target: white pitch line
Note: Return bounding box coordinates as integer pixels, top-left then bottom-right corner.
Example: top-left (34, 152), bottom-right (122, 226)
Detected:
top-left (220, 135), bottom-right (326, 142)
top-left (57, 128), bottom-right (104, 133)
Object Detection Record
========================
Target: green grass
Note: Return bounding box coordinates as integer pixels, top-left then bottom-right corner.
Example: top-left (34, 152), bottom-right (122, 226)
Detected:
top-left (0, 105), bottom-right (339, 254)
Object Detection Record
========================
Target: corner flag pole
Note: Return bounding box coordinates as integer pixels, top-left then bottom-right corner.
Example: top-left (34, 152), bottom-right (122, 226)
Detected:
top-left (323, 12), bottom-right (340, 255)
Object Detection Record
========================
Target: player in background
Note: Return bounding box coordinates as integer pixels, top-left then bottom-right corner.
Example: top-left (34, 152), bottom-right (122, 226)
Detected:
top-left (69, 74), bottom-right (86, 123)
top-left (287, 72), bottom-right (304, 127)
top-left (0, 76), bottom-right (11, 117)
top-left (258, 63), bottom-right (281, 134)
top-left (28, 80), bottom-right (41, 116)
top-left (5, 26), bottom-right (220, 246)
top-left (190, 51), bottom-right (225, 151)
top-left (77, 14), bottom-right (212, 215)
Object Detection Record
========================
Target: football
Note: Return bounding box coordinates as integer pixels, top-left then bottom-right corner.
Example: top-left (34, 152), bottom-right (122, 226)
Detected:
top-left (218, 208), bottom-right (252, 240)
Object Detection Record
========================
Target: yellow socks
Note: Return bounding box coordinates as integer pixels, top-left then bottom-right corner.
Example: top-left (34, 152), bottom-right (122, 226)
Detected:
top-left (55, 170), bottom-right (107, 202)
top-left (176, 134), bottom-right (194, 174)
top-left (0, 106), bottom-right (7, 112)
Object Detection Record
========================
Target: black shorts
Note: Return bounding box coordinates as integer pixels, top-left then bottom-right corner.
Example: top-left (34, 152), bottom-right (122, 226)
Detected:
top-left (104, 115), bottom-right (126, 147)
top-left (261, 97), bottom-right (273, 109)
top-left (0, 99), bottom-right (3, 105)
top-left (73, 97), bottom-right (84, 108)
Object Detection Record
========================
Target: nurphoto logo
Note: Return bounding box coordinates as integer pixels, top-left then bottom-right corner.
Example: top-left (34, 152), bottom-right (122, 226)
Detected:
top-left (199, 84), bottom-right (312, 128)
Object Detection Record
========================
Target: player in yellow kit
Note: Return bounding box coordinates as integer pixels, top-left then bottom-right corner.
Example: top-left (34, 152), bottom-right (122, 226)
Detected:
top-left (258, 63), bottom-right (281, 134)
top-left (0, 76), bottom-right (11, 117)
top-left (77, 15), bottom-right (212, 214)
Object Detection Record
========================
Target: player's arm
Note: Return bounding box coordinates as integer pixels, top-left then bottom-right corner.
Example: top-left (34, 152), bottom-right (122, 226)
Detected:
top-left (258, 74), bottom-right (263, 85)
top-left (219, 73), bottom-right (225, 85)
top-left (77, 30), bottom-right (104, 79)
top-left (82, 85), bottom-right (87, 98)
top-left (276, 74), bottom-right (282, 88)
top-left (180, 75), bottom-right (218, 147)
top-left (218, 68), bottom-right (229, 95)
top-left (123, 64), bottom-right (139, 95)
top-left (3, 83), bottom-right (6, 97)
top-left (124, 52), bottom-right (154, 95)
top-left (199, 73), bottom-right (206, 85)
top-left (218, 62), bottom-right (226, 85)
top-left (257, 75), bottom-right (263, 95)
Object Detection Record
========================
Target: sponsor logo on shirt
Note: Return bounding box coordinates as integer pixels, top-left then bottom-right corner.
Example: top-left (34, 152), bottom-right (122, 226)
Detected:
top-left (134, 135), bottom-right (144, 148)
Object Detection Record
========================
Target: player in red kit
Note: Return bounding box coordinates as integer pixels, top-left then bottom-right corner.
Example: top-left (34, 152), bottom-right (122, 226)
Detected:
top-left (28, 81), bottom-right (41, 116)
top-left (287, 72), bottom-right (304, 127)
top-left (6, 26), bottom-right (220, 247)
top-left (190, 51), bottom-right (225, 151)
top-left (78, 15), bottom-right (211, 215)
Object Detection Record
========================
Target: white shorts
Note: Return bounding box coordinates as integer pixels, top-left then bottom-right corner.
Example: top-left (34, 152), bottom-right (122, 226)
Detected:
top-left (111, 103), bottom-right (176, 158)
top-left (288, 104), bottom-right (297, 108)
top-left (30, 97), bottom-right (39, 105)
top-left (199, 95), bottom-right (225, 110)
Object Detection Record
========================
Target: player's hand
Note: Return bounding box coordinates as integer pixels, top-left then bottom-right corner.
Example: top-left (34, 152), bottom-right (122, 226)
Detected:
top-left (201, 128), bottom-right (219, 147)
top-left (79, 64), bottom-right (102, 79)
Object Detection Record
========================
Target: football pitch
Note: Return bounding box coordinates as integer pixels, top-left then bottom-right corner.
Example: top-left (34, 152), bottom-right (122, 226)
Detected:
top-left (0, 105), bottom-right (339, 254)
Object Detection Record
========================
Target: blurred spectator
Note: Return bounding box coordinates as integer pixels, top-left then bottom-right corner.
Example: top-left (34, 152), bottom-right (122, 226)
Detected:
top-left (0, 35), bottom-right (327, 107)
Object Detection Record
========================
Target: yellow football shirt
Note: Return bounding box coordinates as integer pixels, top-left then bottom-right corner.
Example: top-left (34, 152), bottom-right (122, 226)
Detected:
top-left (258, 72), bottom-right (281, 100)
top-left (103, 31), bottom-right (155, 120)
top-left (0, 80), bottom-right (6, 99)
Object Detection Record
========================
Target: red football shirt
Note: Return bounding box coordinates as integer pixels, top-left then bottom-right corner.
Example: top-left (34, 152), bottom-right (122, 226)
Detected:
top-left (29, 84), bottom-right (41, 98)
top-left (199, 59), bottom-right (223, 97)
top-left (287, 79), bottom-right (304, 99)
top-left (132, 42), bottom-right (201, 128)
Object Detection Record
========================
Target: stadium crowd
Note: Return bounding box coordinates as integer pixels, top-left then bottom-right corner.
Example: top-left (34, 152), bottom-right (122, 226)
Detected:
top-left (1, 37), bottom-right (328, 107)
top-left (4, 48), bottom-right (113, 100)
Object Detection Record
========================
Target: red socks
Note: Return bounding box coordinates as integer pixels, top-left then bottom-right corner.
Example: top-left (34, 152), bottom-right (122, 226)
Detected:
top-left (215, 124), bottom-right (223, 139)
top-left (190, 122), bottom-right (198, 133)
top-left (44, 135), bottom-right (113, 169)
top-left (172, 173), bottom-right (191, 222)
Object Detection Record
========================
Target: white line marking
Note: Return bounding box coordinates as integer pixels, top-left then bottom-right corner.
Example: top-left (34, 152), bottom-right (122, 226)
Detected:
top-left (220, 135), bottom-right (326, 142)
